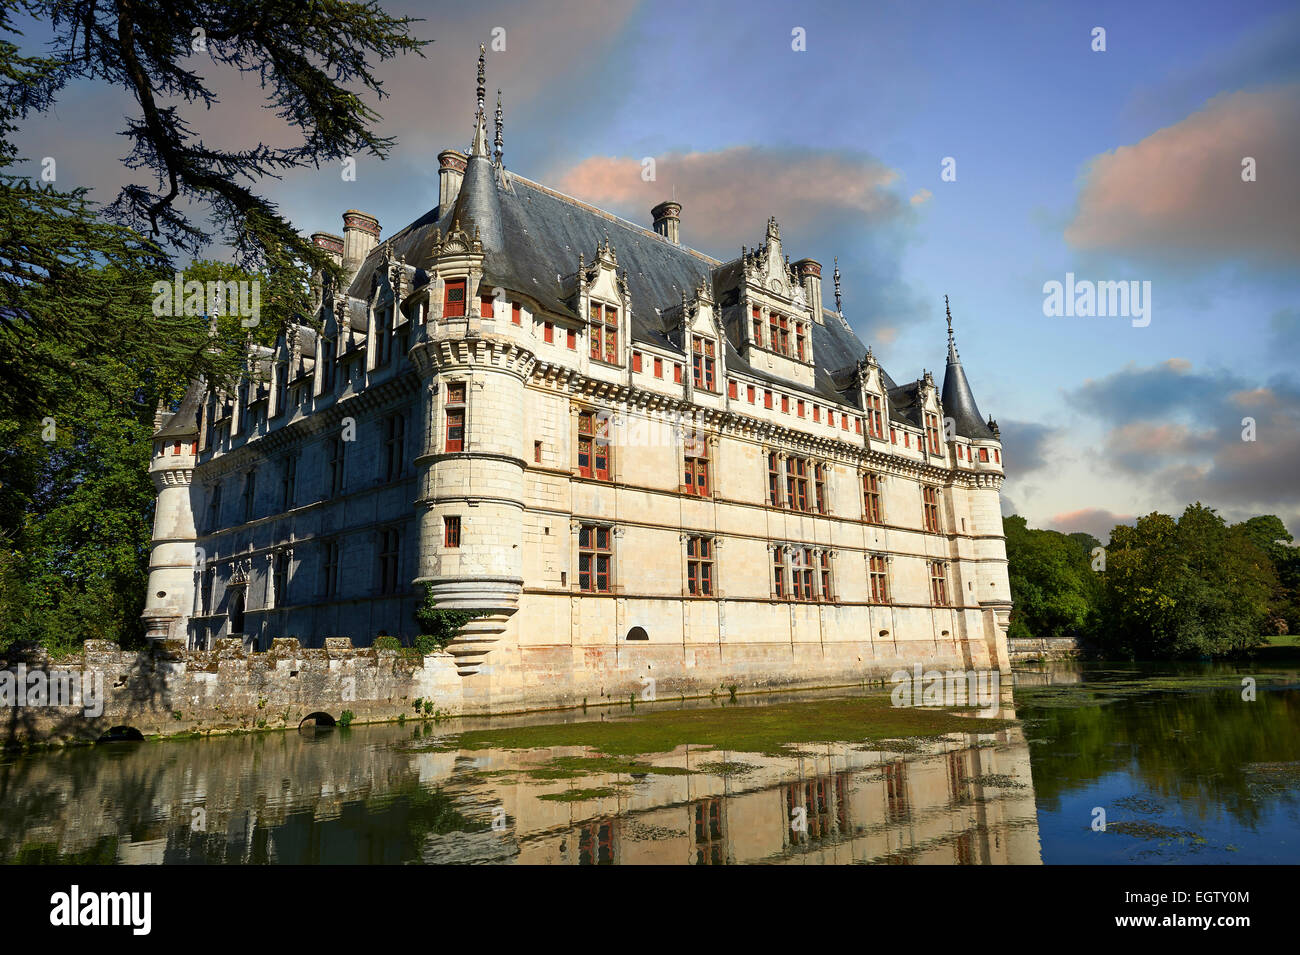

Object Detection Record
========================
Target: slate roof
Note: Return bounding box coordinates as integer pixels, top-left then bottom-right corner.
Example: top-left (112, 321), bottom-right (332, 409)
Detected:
top-left (155, 379), bottom-right (204, 438)
top-left (342, 150), bottom-right (983, 428)
top-left (941, 339), bottom-right (995, 440)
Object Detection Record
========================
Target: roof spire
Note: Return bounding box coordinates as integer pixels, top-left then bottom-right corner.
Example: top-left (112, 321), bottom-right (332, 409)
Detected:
top-left (470, 43), bottom-right (490, 157)
top-left (494, 89), bottom-right (504, 166)
top-left (945, 294), bottom-right (959, 362)
top-left (833, 257), bottom-right (842, 314)
top-left (940, 295), bottom-right (994, 440)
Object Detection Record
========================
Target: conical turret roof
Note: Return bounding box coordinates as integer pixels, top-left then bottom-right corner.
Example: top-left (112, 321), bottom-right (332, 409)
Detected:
top-left (940, 298), bottom-right (995, 440)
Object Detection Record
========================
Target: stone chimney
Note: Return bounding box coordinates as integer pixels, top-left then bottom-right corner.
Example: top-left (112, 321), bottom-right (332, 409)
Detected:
top-left (341, 211), bottom-right (380, 275)
top-left (311, 231), bottom-right (344, 268)
top-left (439, 149), bottom-right (467, 221)
top-left (651, 201), bottom-right (681, 244)
top-left (794, 258), bottom-right (823, 321)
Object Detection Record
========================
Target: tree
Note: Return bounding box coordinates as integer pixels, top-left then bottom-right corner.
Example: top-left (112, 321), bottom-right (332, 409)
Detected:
top-left (1097, 505), bottom-right (1276, 659)
top-left (1003, 515), bottom-right (1099, 642)
top-left (12, 0), bottom-right (429, 333)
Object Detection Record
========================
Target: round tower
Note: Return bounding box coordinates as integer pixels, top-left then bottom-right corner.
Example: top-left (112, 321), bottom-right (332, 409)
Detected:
top-left (141, 385), bottom-right (203, 645)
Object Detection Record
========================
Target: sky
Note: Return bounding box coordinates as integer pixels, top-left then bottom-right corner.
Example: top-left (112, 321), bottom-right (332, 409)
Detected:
top-left (13, 0), bottom-right (1300, 541)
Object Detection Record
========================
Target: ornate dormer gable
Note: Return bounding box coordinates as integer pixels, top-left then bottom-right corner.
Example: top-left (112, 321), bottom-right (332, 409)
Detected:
top-left (744, 216), bottom-right (795, 294)
top-left (917, 370), bottom-right (946, 457)
top-left (578, 237), bottom-right (631, 368)
top-left (735, 217), bottom-right (816, 388)
top-left (855, 347), bottom-right (889, 441)
top-left (428, 218), bottom-right (486, 324)
top-left (662, 274), bottom-right (725, 397)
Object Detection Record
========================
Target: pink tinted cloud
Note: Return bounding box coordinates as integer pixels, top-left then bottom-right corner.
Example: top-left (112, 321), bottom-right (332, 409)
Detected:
top-left (1065, 84), bottom-right (1300, 267)
top-left (552, 147), bottom-right (911, 253)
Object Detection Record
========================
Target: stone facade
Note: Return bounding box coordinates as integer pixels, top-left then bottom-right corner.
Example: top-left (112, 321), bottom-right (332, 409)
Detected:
top-left (140, 49), bottom-right (1012, 713)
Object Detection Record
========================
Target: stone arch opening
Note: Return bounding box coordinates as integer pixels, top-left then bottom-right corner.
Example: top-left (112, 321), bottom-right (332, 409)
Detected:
top-left (228, 587), bottom-right (245, 635)
top-left (299, 712), bottom-right (336, 729)
top-left (97, 725), bottom-right (145, 743)
top-left (626, 626), bottom-right (649, 641)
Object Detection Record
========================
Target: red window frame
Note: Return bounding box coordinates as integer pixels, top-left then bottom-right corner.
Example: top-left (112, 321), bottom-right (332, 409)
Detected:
top-left (866, 395), bottom-right (884, 438)
top-left (479, 294), bottom-right (494, 318)
top-left (589, 302), bottom-right (619, 364)
top-left (444, 382), bottom-right (466, 452)
top-left (869, 555), bottom-right (889, 603)
top-left (767, 452), bottom-right (781, 506)
top-left (814, 463), bottom-right (828, 514)
top-left (930, 561), bottom-right (948, 606)
top-left (632, 351), bottom-right (642, 372)
top-left (683, 433), bottom-right (709, 496)
top-left (785, 457), bottom-right (809, 512)
top-left (772, 547), bottom-right (785, 599)
top-left (752, 306), bottom-right (763, 347)
top-left (687, 536), bottom-right (713, 596)
top-left (728, 380), bottom-right (738, 399)
top-left (923, 486), bottom-right (941, 532)
top-left (511, 302), bottom-right (521, 325)
top-left (654, 357), bottom-right (663, 378)
top-left (543, 322), bottom-right (554, 343)
top-left (926, 413), bottom-right (941, 453)
top-left (863, 473), bottom-right (883, 524)
top-left (577, 410), bottom-right (610, 481)
top-left (691, 336), bottom-right (716, 392)
top-left (444, 515), bottom-right (461, 548)
top-left (443, 279), bottom-right (466, 318)
top-left (578, 525), bottom-right (612, 593)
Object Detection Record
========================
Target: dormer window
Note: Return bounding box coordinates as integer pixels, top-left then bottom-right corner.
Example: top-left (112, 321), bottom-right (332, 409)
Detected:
top-left (443, 279), bottom-right (466, 318)
top-left (752, 306), bottom-right (763, 347)
top-left (588, 302), bottom-right (619, 365)
top-left (866, 394), bottom-right (884, 438)
top-left (926, 413), bottom-right (941, 454)
top-left (691, 336), bottom-right (716, 392)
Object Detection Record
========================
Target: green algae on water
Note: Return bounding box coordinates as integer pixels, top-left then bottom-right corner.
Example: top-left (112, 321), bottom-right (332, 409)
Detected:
top-left (445, 693), bottom-right (1010, 758)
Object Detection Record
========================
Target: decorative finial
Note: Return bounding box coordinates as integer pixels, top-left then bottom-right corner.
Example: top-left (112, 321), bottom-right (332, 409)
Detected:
top-left (833, 257), bottom-right (842, 314)
top-left (477, 44), bottom-right (486, 115)
top-left (470, 45), bottom-right (490, 157)
top-left (945, 295), bottom-right (960, 361)
top-left (494, 89), bottom-right (504, 166)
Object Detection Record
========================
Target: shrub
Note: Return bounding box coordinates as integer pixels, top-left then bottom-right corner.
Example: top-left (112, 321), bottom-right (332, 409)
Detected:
top-left (373, 635), bottom-right (401, 650)
top-left (412, 584), bottom-right (484, 652)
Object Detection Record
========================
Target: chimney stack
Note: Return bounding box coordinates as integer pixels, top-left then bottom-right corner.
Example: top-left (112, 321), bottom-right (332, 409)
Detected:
top-left (311, 231), bottom-right (344, 268)
top-left (341, 210), bottom-right (380, 275)
top-left (651, 201), bottom-right (681, 244)
top-left (794, 258), bottom-right (823, 322)
top-left (439, 149), bottom-right (467, 220)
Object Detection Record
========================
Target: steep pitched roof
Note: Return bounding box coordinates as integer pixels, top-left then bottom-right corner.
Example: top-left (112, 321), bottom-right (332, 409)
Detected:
top-left (941, 318), bottom-right (995, 440)
top-left (155, 380), bottom-right (204, 438)
top-left (342, 152), bottom-right (976, 424)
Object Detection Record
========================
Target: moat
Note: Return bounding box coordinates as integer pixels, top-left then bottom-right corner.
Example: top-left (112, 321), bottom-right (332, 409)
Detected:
top-left (2, 663), bottom-right (1298, 864)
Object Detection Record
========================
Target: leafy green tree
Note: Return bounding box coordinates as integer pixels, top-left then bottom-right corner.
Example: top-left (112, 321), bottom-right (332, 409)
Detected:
top-left (0, 1), bottom-right (428, 653)
top-left (1098, 505), bottom-right (1276, 659)
top-left (1003, 515), bottom-right (1099, 641)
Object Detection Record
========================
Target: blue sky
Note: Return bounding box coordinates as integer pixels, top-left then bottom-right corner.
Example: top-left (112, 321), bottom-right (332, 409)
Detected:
top-left (14, 0), bottom-right (1300, 538)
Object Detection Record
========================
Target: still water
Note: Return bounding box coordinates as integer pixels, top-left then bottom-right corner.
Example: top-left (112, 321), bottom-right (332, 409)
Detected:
top-left (2, 663), bottom-right (1297, 864)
